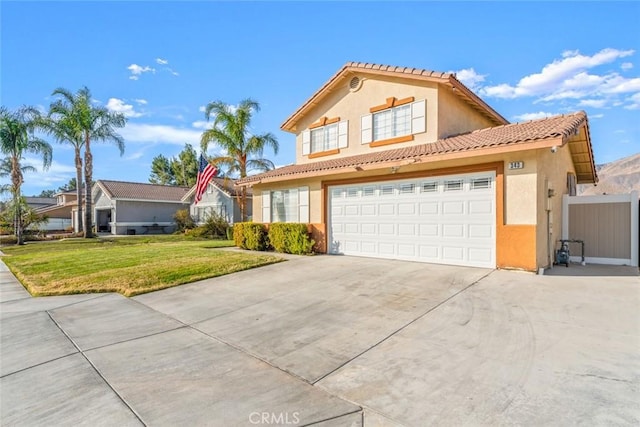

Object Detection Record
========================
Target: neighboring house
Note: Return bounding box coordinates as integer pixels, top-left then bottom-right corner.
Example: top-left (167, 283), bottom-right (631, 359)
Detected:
top-left (92, 180), bottom-right (190, 235)
top-left (236, 62), bottom-right (598, 272)
top-left (182, 177), bottom-right (252, 224)
top-left (33, 192), bottom-right (77, 231)
top-left (25, 197), bottom-right (56, 210)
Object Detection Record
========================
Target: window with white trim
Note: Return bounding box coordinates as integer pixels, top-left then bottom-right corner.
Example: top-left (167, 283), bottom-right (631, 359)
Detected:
top-left (373, 104), bottom-right (411, 141)
top-left (262, 187), bottom-right (309, 223)
top-left (302, 121), bottom-right (348, 155)
top-left (311, 124), bottom-right (338, 153)
top-left (361, 99), bottom-right (426, 144)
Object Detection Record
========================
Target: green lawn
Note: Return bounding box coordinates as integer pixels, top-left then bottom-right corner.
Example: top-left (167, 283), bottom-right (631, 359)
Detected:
top-left (1, 236), bottom-right (283, 297)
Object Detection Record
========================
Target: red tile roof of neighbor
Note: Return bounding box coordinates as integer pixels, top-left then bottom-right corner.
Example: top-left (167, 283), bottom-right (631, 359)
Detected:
top-left (95, 180), bottom-right (190, 202)
top-left (238, 111), bottom-right (593, 185)
top-left (281, 62), bottom-right (509, 132)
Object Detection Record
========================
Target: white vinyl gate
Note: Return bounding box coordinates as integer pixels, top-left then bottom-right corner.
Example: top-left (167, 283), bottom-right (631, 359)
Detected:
top-left (328, 171), bottom-right (496, 268)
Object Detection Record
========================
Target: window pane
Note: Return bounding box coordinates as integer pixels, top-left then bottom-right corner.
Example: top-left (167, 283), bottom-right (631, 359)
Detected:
top-left (400, 183), bottom-right (415, 194)
top-left (310, 129), bottom-right (324, 153)
top-left (325, 124), bottom-right (338, 150)
top-left (422, 182), bottom-right (437, 192)
top-left (471, 178), bottom-right (491, 190)
top-left (271, 190), bottom-right (299, 223)
top-left (373, 110), bottom-right (392, 141)
top-left (393, 105), bottom-right (411, 137)
top-left (445, 180), bottom-right (463, 191)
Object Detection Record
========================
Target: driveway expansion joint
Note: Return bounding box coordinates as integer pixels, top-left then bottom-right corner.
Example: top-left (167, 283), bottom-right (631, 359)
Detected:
top-left (311, 269), bottom-right (496, 385)
top-left (45, 311), bottom-right (148, 426)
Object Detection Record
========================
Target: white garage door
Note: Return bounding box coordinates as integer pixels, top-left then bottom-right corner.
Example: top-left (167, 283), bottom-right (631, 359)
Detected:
top-left (328, 172), bottom-right (496, 268)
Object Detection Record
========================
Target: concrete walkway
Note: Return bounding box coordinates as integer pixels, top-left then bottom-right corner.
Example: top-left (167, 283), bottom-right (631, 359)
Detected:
top-left (1, 255), bottom-right (638, 426)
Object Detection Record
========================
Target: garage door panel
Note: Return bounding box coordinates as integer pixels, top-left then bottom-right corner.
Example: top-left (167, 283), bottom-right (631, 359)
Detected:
top-left (379, 204), bottom-right (395, 215)
top-left (443, 224), bottom-right (464, 238)
top-left (398, 224), bottom-right (415, 236)
top-left (398, 203), bottom-right (416, 215)
top-left (469, 224), bottom-right (492, 239)
top-left (469, 199), bottom-right (493, 214)
top-left (361, 223), bottom-right (376, 235)
top-left (443, 201), bottom-right (464, 214)
top-left (379, 224), bottom-right (395, 235)
top-left (329, 172), bottom-right (495, 268)
top-left (361, 204), bottom-right (376, 215)
top-left (419, 202), bottom-right (439, 215)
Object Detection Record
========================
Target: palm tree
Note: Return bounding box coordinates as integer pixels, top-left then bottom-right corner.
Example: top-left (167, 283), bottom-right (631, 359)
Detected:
top-left (0, 157), bottom-right (36, 196)
top-left (38, 100), bottom-right (85, 232)
top-left (48, 87), bottom-right (126, 237)
top-left (200, 99), bottom-right (278, 221)
top-left (0, 107), bottom-right (52, 244)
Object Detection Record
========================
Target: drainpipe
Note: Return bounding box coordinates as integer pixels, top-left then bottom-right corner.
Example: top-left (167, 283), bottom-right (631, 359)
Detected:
top-left (546, 180), bottom-right (556, 268)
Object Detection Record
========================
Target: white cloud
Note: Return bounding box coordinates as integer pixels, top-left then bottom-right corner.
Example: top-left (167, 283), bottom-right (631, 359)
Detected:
top-left (127, 63), bottom-right (155, 80)
top-left (125, 150), bottom-right (145, 161)
top-left (156, 58), bottom-right (169, 65)
top-left (481, 48), bottom-right (636, 100)
top-left (624, 92), bottom-right (640, 110)
top-left (120, 123), bottom-right (203, 146)
top-left (22, 157), bottom-right (76, 185)
top-left (134, 99), bottom-right (148, 105)
top-left (621, 62), bottom-right (633, 71)
top-left (106, 98), bottom-right (144, 118)
top-left (167, 68), bottom-right (179, 76)
top-left (513, 111), bottom-right (555, 121)
top-left (191, 120), bottom-right (214, 130)
top-left (578, 99), bottom-right (607, 108)
top-left (198, 105), bottom-right (207, 113)
top-left (590, 114), bottom-right (604, 119)
top-left (453, 68), bottom-right (486, 91)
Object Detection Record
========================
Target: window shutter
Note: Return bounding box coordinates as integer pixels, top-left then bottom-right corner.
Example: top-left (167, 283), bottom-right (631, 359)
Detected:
top-left (262, 191), bottom-right (271, 223)
top-left (337, 120), bottom-right (348, 149)
top-left (361, 114), bottom-right (372, 144)
top-left (302, 130), bottom-right (311, 155)
top-left (299, 186), bottom-right (309, 223)
top-left (411, 100), bottom-right (426, 134)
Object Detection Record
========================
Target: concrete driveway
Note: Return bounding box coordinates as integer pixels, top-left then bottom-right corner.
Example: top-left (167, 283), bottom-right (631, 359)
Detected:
top-left (1, 255), bottom-right (638, 426)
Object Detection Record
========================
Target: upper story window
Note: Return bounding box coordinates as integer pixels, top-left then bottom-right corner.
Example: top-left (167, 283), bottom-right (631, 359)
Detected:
top-left (311, 123), bottom-right (338, 153)
top-left (361, 97), bottom-right (426, 146)
top-left (373, 104), bottom-right (411, 141)
top-left (302, 118), bottom-right (348, 157)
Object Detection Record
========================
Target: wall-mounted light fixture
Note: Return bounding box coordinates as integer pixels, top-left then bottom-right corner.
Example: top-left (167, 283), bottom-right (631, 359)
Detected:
top-left (390, 166), bottom-right (400, 174)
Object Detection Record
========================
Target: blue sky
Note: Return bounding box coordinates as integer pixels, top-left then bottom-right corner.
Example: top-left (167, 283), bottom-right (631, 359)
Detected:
top-left (2, 1), bottom-right (639, 196)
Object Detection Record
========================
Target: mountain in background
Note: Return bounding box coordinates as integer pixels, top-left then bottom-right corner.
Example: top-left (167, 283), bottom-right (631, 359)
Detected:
top-left (578, 152), bottom-right (640, 195)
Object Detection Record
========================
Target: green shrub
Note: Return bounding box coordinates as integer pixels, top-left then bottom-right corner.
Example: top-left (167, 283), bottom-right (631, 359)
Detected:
top-left (173, 209), bottom-right (195, 232)
top-left (233, 222), bottom-right (268, 251)
top-left (226, 225), bottom-right (234, 240)
top-left (268, 223), bottom-right (315, 255)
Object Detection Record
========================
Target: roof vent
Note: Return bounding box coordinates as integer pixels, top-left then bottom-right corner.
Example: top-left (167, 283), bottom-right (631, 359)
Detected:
top-left (349, 76), bottom-right (363, 92)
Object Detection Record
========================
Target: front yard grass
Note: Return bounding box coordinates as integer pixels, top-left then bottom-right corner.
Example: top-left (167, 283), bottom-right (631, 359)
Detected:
top-left (0, 236), bottom-right (283, 297)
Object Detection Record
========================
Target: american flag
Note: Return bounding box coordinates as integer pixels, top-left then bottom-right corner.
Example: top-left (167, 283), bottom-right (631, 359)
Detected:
top-left (194, 154), bottom-right (217, 205)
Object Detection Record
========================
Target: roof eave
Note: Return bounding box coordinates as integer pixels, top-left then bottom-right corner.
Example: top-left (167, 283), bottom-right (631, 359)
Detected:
top-left (237, 137), bottom-right (566, 187)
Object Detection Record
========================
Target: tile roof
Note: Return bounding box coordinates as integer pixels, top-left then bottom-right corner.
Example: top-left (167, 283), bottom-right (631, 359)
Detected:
top-left (239, 111), bottom-right (589, 185)
top-left (281, 61), bottom-right (508, 132)
top-left (210, 177), bottom-right (252, 197)
top-left (96, 180), bottom-right (190, 202)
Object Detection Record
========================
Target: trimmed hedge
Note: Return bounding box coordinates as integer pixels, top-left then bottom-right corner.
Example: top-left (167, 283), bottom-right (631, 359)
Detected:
top-left (268, 223), bottom-right (315, 255)
top-left (233, 222), bottom-right (315, 255)
top-left (233, 222), bottom-right (268, 251)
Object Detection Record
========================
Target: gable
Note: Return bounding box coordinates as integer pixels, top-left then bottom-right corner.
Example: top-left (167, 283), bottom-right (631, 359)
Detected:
top-left (282, 62), bottom-right (507, 133)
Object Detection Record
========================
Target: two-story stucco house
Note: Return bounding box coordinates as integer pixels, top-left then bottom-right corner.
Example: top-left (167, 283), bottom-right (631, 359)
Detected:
top-left (237, 62), bottom-right (598, 272)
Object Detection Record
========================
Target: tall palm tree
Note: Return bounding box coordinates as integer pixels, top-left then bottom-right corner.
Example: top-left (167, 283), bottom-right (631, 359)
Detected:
top-left (0, 107), bottom-right (52, 244)
top-left (48, 87), bottom-right (126, 237)
top-left (0, 157), bottom-right (37, 196)
top-left (200, 99), bottom-right (278, 221)
top-left (38, 100), bottom-right (85, 232)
